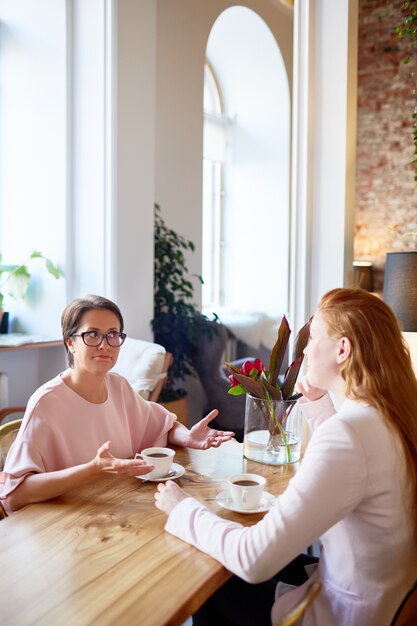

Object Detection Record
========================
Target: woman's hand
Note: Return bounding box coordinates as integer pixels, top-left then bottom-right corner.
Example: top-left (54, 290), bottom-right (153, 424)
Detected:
top-left (154, 480), bottom-right (190, 515)
top-left (296, 376), bottom-right (327, 402)
top-left (90, 441), bottom-right (154, 477)
top-left (186, 410), bottom-right (235, 449)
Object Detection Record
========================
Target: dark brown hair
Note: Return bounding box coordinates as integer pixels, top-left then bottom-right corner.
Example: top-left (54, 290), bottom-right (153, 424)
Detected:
top-left (61, 295), bottom-right (124, 367)
top-left (319, 288), bottom-right (417, 540)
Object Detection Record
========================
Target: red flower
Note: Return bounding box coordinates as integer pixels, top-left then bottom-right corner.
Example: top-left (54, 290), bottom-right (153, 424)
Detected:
top-left (241, 359), bottom-right (264, 377)
top-left (228, 374), bottom-right (240, 387)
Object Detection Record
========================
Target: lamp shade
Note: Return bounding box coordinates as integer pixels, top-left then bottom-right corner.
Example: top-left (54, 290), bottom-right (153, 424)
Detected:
top-left (383, 252), bottom-right (417, 331)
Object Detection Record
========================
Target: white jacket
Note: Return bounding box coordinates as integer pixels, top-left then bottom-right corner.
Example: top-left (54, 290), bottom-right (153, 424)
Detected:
top-left (165, 395), bottom-right (417, 625)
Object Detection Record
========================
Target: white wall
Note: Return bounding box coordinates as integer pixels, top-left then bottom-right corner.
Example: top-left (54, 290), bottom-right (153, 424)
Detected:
top-left (112, 0), bottom-right (156, 340)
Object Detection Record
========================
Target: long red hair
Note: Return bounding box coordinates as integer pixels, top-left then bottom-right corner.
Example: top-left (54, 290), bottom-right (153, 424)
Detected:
top-left (318, 288), bottom-right (417, 539)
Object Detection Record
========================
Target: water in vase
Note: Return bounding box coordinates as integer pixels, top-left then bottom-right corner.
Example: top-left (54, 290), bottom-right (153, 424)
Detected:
top-left (244, 429), bottom-right (301, 465)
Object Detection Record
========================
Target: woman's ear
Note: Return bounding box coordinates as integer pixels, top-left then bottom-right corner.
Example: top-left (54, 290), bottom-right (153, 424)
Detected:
top-left (65, 336), bottom-right (75, 353)
top-left (337, 336), bottom-right (352, 365)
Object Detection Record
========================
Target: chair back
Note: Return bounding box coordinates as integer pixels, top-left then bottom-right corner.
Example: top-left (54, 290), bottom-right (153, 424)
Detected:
top-left (0, 418), bottom-right (22, 470)
top-left (273, 582), bottom-right (321, 626)
top-left (391, 580), bottom-right (417, 626)
top-left (0, 406), bottom-right (25, 425)
top-left (0, 500), bottom-right (7, 520)
top-left (111, 337), bottom-right (172, 401)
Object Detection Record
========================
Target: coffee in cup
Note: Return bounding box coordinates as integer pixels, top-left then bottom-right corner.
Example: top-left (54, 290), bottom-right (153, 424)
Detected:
top-left (135, 447), bottom-right (175, 479)
top-left (227, 473), bottom-right (266, 510)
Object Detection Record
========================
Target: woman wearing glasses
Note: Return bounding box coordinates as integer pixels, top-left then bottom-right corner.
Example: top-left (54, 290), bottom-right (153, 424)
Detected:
top-left (1, 295), bottom-right (234, 511)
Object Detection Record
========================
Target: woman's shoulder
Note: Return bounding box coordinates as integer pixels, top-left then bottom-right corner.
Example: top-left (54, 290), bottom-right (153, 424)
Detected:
top-left (106, 371), bottom-right (147, 405)
top-left (26, 373), bottom-right (68, 408)
top-left (311, 398), bottom-right (392, 461)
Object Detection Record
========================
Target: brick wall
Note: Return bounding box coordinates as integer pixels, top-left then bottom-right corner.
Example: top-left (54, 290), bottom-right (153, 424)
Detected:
top-left (355, 0), bottom-right (417, 292)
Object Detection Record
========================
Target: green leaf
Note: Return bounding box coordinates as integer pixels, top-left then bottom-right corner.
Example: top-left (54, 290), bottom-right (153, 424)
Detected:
top-left (45, 259), bottom-right (62, 279)
top-left (6, 265), bottom-right (31, 300)
top-left (228, 384), bottom-right (246, 396)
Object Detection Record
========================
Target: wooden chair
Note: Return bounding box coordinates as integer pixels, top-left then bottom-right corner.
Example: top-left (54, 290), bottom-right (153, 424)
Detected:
top-left (0, 418), bottom-right (23, 471)
top-left (149, 352), bottom-right (173, 402)
top-left (0, 406), bottom-right (25, 425)
top-left (391, 580), bottom-right (417, 626)
top-left (273, 582), bottom-right (321, 626)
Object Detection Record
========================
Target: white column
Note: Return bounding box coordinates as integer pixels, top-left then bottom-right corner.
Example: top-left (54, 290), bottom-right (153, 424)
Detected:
top-left (113, 0), bottom-right (156, 339)
top-left (290, 0), bottom-right (358, 329)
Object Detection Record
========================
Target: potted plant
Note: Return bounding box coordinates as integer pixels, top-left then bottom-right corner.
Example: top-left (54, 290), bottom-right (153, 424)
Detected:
top-left (0, 251), bottom-right (62, 331)
top-left (151, 204), bottom-right (213, 421)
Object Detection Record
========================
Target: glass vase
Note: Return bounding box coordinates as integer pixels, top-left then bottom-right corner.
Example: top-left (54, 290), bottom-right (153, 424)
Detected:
top-left (243, 395), bottom-right (302, 465)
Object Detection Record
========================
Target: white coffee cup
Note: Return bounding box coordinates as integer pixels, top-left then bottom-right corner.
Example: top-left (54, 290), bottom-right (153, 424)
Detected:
top-left (135, 447), bottom-right (175, 479)
top-left (227, 473), bottom-right (266, 510)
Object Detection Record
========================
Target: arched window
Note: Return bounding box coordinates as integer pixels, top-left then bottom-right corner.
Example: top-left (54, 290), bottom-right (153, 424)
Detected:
top-left (202, 62), bottom-right (229, 309)
top-left (202, 6), bottom-right (291, 317)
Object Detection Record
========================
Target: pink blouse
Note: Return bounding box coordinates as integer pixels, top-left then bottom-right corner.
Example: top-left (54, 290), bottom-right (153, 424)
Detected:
top-left (0, 371), bottom-right (176, 498)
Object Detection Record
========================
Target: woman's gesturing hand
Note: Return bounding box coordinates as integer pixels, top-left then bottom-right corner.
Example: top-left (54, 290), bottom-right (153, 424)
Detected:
top-left (154, 480), bottom-right (190, 515)
top-left (187, 410), bottom-right (235, 449)
top-left (90, 441), bottom-right (154, 476)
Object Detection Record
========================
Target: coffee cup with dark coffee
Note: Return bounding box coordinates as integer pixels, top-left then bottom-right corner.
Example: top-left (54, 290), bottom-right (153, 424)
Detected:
top-left (227, 473), bottom-right (266, 510)
top-left (135, 447), bottom-right (175, 479)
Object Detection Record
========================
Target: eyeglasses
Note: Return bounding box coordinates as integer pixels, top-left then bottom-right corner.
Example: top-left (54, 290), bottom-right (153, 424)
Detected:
top-left (72, 331), bottom-right (127, 347)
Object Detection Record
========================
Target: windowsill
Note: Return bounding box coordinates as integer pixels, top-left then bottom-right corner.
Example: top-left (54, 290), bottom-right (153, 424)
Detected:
top-left (0, 333), bottom-right (62, 350)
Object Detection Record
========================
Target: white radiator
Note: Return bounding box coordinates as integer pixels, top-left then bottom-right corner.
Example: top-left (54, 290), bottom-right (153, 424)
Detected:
top-left (0, 372), bottom-right (9, 408)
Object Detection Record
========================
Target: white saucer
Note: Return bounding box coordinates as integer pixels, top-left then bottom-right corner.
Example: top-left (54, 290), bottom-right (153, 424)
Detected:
top-left (136, 463), bottom-right (185, 482)
top-left (215, 491), bottom-right (276, 514)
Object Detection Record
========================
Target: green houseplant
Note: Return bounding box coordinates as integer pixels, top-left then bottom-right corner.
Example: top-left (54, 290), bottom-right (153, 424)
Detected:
top-left (0, 251), bottom-right (62, 326)
top-left (151, 203), bottom-right (212, 403)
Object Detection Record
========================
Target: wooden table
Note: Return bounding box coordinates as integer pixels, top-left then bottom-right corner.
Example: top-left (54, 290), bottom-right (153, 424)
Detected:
top-left (0, 441), bottom-right (300, 626)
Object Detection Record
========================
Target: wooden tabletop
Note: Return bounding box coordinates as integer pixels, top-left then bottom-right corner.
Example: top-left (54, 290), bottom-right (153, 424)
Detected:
top-left (0, 441), bottom-right (300, 626)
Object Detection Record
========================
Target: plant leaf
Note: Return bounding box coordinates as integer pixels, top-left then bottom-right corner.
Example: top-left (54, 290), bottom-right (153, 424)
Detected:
top-left (6, 266), bottom-right (31, 300)
top-left (227, 384), bottom-right (246, 396)
top-left (229, 371), bottom-right (267, 399)
top-left (269, 315), bottom-right (291, 386)
top-left (281, 355), bottom-right (304, 400)
top-left (261, 378), bottom-right (282, 400)
top-left (45, 259), bottom-right (62, 279)
top-left (225, 361), bottom-right (242, 375)
top-left (292, 316), bottom-right (312, 362)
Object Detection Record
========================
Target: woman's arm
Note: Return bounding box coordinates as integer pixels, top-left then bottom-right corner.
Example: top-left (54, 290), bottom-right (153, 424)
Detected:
top-left (160, 416), bottom-right (367, 583)
top-left (4, 441), bottom-right (152, 512)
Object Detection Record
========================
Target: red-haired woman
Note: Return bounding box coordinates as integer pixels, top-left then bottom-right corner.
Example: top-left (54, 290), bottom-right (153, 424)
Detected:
top-left (155, 288), bottom-right (417, 626)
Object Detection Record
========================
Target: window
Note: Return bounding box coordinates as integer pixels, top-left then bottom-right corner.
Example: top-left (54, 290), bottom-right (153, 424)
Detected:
top-left (202, 7), bottom-right (291, 316)
top-left (202, 62), bottom-right (229, 308)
